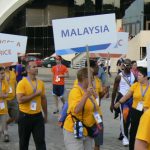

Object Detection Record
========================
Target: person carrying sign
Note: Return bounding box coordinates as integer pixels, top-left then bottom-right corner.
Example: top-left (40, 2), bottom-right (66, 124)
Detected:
top-left (0, 66), bottom-right (9, 142)
top-left (51, 55), bottom-right (69, 114)
top-left (110, 59), bottom-right (135, 146)
top-left (114, 67), bottom-right (150, 150)
top-left (63, 67), bottom-right (102, 150)
top-left (16, 61), bottom-right (47, 150)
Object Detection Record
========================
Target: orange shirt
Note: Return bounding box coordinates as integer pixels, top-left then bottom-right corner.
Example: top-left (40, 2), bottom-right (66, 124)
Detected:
top-left (52, 64), bottom-right (68, 85)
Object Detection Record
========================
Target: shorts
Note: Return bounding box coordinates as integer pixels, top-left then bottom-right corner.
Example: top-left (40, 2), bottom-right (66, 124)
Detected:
top-left (7, 99), bottom-right (18, 118)
top-left (94, 122), bottom-right (103, 146)
top-left (52, 84), bottom-right (64, 97)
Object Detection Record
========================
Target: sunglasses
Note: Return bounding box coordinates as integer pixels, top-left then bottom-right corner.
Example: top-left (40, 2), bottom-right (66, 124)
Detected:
top-left (123, 64), bottom-right (131, 67)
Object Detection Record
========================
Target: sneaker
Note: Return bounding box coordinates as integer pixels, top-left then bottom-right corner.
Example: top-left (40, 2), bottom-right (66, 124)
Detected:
top-left (53, 110), bottom-right (59, 114)
top-left (4, 134), bottom-right (9, 142)
top-left (122, 137), bottom-right (129, 146)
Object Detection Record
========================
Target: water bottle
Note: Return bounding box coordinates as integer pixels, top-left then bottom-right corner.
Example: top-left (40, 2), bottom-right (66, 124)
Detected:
top-left (78, 121), bottom-right (83, 138)
top-left (74, 121), bottom-right (83, 139)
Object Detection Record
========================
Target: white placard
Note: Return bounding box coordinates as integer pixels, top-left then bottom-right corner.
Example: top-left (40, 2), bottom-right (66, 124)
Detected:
top-left (52, 14), bottom-right (117, 55)
top-left (92, 32), bottom-right (128, 54)
top-left (147, 44), bottom-right (150, 77)
top-left (0, 33), bottom-right (27, 63)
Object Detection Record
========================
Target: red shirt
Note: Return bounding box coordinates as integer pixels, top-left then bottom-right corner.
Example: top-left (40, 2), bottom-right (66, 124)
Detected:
top-left (52, 64), bottom-right (68, 85)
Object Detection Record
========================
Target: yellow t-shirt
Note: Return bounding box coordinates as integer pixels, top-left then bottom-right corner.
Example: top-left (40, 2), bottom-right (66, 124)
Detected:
top-left (130, 82), bottom-right (150, 109)
top-left (143, 87), bottom-right (150, 108)
top-left (0, 80), bottom-right (9, 114)
top-left (5, 70), bottom-right (16, 101)
top-left (63, 85), bottom-right (101, 136)
top-left (73, 77), bottom-right (103, 114)
top-left (136, 108), bottom-right (150, 150)
top-left (16, 77), bottom-right (45, 114)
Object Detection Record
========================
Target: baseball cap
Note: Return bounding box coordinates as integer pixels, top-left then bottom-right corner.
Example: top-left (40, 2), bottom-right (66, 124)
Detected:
top-left (55, 55), bottom-right (62, 60)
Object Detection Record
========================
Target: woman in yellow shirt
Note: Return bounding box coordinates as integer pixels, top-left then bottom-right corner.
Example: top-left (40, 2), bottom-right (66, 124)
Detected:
top-left (114, 67), bottom-right (150, 150)
top-left (63, 67), bottom-right (102, 150)
top-left (135, 108), bottom-right (150, 150)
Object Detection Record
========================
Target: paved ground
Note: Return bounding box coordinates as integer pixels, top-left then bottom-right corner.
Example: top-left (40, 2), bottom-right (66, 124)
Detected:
top-left (0, 68), bottom-right (128, 150)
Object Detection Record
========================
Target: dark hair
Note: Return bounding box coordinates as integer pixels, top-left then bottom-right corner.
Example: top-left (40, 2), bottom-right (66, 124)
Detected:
top-left (137, 67), bottom-right (147, 77)
top-left (77, 67), bottom-right (88, 82)
top-left (124, 58), bottom-right (131, 65)
top-left (26, 60), bottom-right (35, 70)
top-left (0, 66), bottom-right (4, 72)
top-left (131, 60), bottom-right (137, 65)
top-left (85, 59), bottom-right (97, 68)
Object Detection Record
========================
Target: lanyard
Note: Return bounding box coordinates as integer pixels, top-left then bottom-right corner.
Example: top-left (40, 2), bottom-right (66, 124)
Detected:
top-left (26, 77), bottom-right (38, 93)
top-left (0, 81), bottom-right (3, 100)
top-left (56, 64), bottom-right (62, 74)
top-left (5, 72), bottom-right (10, 83)
top-left (123, 72), bottom-right (131, 84)
top-left (140, 83), bottom-right (149, 99)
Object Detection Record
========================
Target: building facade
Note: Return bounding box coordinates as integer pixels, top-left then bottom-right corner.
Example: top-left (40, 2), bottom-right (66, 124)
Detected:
top-left (0, 0), bottom-right (120, 57)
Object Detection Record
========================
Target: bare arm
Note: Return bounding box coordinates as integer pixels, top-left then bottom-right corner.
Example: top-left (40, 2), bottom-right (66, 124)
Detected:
top-left (17, 90), bottom-right (41, 104)
top-left (58, 72), bottom-right (69, 78)
top-left (41, 95), bottom-right (48, 122)
top-left (114, 90), bottom-right (133, 108)
top-left (110, 75), bottom-right (121, 112)
top-left (135, 139), bottom-right (148, 150)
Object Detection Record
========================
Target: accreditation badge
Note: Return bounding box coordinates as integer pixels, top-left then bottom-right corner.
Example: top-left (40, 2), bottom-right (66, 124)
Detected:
top-left (93, 112), bottom-right (102, 123)
top-left (136, 101), bottom-right (143, 111)
top-left (30, 101), bottom-right (37, 111)
top-left (96, 97), bottom-right (100, 106)
top-left (0, 101), bottom-right (5, 109)
top-left (8, 86), bottom-right (13, 94)
top-left (55, 76), bottom-right (60, 82)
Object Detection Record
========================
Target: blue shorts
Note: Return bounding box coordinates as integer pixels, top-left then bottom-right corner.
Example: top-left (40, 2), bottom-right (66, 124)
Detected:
top-left (52, 84), bottom-right (64, 96)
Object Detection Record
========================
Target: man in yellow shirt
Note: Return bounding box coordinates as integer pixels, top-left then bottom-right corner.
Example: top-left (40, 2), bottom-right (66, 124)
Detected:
top-left (0, 66), bottom-right (9, 142)
top-left (5, 66), bottom-right (18, 124)
top-left (16, 61), bottom-right (47, 150)
top-left (135, 108), bottom-right (150, 150)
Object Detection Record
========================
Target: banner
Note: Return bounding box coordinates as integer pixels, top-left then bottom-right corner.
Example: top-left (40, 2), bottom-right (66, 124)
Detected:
top-left (52, 14), bottom-right (117, 55)
top-left (0, 33), bottom-right (27, 64)
top-left (147, 44), bottom-right (150, 77)
top-left (92, 32), bottom-right (128, 54)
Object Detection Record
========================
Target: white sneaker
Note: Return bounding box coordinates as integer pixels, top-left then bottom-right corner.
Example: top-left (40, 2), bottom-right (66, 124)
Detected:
top-left (122, 137), bottom-right (129, 146)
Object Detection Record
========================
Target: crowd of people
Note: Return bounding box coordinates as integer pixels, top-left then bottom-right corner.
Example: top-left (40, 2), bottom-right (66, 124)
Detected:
top-left (0, 55), bottom-right (150, 150)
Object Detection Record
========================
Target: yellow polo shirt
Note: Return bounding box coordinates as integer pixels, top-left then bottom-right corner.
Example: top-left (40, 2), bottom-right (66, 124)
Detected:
top-left (0, 80), bottom-right (9, 114)
top-left (73, 77), bottom-right (103, 114)
top-left (63, 84), bottom-right (101, 136)
top-left (143, 87), bottom-right (150, 108)
top-left (130, 82), bottom-right (150, 109)
top-left (5, 70), bottom-right (16, 101)
top-left (136, 108), bottom-right (150, 150)
top-left (16, 77), bottom-right (45, 114)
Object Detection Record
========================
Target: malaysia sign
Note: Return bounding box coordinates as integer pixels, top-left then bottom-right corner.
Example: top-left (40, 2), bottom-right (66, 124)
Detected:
top-left (52, 14), bottom-right (117, 55)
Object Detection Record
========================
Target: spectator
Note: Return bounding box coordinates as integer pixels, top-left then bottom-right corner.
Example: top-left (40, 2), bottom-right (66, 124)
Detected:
top-left (51, 55), bottom-right (69, 114)
top-left (131, 60), bottom-right (138, 79)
